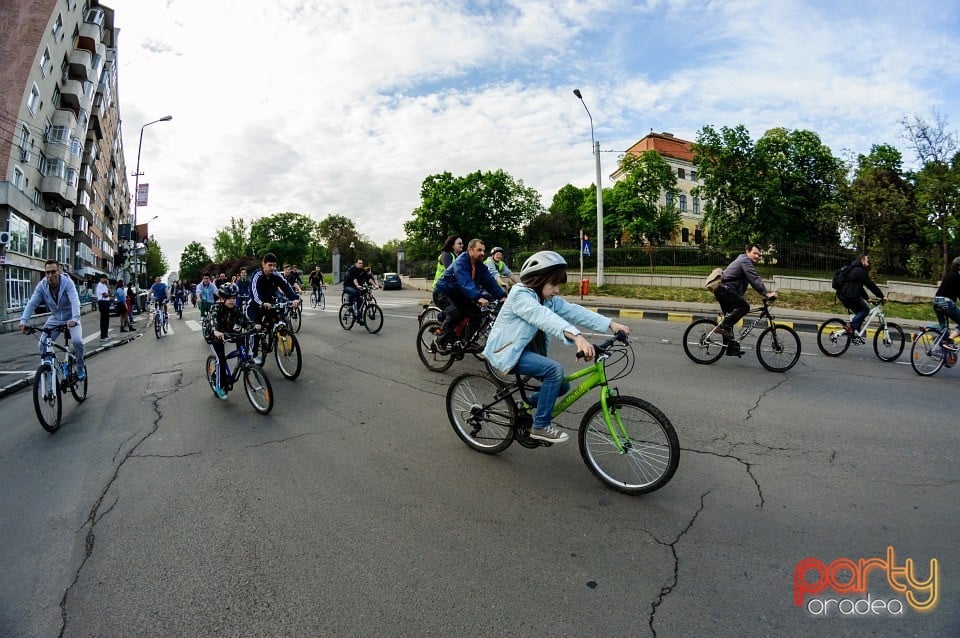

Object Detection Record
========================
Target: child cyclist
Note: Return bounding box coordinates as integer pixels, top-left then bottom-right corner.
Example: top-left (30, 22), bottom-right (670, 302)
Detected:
top-left (483, 251), bottom-right (630, 443)
top-left (204, 282), bottom-right (259, 399)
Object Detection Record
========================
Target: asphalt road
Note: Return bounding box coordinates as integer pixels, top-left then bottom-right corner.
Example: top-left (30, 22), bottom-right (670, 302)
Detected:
top-left (0, 289), bottom-right (956, 637)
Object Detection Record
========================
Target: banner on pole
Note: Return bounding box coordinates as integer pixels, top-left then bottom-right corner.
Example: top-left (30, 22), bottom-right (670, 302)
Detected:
top-left (136, 184), bottom-right (149, 207)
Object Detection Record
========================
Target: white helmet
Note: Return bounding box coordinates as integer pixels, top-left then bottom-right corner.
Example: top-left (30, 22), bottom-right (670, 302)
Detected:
top-left (520, 251), bottom-right (567, 282)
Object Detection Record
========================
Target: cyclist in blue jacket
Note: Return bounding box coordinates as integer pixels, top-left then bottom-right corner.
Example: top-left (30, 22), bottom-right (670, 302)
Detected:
top-left (18, 260), bottom-right (87, 379)
top-left (433, 239), bottom-right (506, 349)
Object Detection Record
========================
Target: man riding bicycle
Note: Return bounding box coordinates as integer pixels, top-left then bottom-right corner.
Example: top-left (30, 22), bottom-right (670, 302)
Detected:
top-left (248, 253), bottom-right (301, 364)
top-left (836, 254), bottom-right (887, 342)
top-left (343, 258), bottom-right (370, 320)
top-left (308, 265), bottom-right (325, 301)
top-left (150, 276), bottom-right (169, 315)
top-left (433, 238), bottom-right (506, 350)
top-left (18, 260), bottom-right (86, 380)
top-left (197, 273), bottom-right (218, 318)
top-left (713, 243), bottom-right (777, 354)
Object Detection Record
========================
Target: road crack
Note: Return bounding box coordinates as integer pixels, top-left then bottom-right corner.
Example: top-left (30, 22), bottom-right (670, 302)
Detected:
top-left (745, 377), bottom-right (790, 420)
top-left (648, 490), bottom-right (711, 638)
top-left (682, 448), bottom-right (764, 508)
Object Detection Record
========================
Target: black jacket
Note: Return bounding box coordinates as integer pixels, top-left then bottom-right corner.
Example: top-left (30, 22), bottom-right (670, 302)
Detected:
top-left (839, 262), bottom-right (883, 301)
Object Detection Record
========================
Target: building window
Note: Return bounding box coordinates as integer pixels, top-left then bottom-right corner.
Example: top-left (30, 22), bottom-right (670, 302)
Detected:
top-left (39, 48), bottom-right (51, 76)
top-left (8, 214), bottom-right (30, 254)
top-left (27, 84), bottom-right (41, 115)
top-left (70, 137), bottom-right (83, 157)
top-left (32, 231), bottom-right (46, 258)
top-left (5, 267), bottom-right (35, 311)
top-left (56, 238), bottom-right (72, 265)
top-left (682, 227), bottom-right (690, 243)
top-left (52, 85), bottom-right (61, 109)
top-left (13, 167), bottom-right (24, 189)
top-left (691, 170), bottom-right (698, 182)
top-left (693, 197), bottom-right (700, 215)
top-left (679, 195), bottom-right (687, 212)
top-left (665, 192), bottom-right (673, 207)
top-left (677, 167), bottom-right (685, 179)
top-left (47, 125), bottom-right (70, 144)
top-left (53, 14), bottom-right (64, 39)
top-left (34, 189), bottom-right (43, 206)
top-left (695, 228), bottom-right (703, 245)
top-left (44, 158), bottom-right (66, 178)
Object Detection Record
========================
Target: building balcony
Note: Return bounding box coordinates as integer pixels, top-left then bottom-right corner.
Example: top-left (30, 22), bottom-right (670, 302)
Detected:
top-left (41, 175), bottom-right (77, 209)
top-left (77, 22), bottom-right (103, 54)
top-left (68, 49), bottom-right (93, 82)
top-left (60, 79), bottom-right (84, 110)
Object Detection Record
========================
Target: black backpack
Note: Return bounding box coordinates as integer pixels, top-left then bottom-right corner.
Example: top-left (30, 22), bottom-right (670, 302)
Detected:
top-left (831, 265), bottom-right (852, 293)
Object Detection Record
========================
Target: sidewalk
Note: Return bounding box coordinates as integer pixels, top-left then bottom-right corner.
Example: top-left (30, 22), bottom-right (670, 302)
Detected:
top-left (0, 307), bottom-right (147, 399)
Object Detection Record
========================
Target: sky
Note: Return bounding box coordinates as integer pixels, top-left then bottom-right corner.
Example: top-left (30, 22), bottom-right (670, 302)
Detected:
top-left (108, 0), bottom-right (960, 273)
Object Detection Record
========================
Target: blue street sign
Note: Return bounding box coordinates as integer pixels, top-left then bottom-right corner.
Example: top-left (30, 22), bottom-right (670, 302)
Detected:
top-left (582, 240), bottom-right (592, 257)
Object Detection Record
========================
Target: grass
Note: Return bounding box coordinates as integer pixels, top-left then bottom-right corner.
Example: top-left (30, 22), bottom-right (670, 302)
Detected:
top-left (559, 282), bottom-right (939, 323)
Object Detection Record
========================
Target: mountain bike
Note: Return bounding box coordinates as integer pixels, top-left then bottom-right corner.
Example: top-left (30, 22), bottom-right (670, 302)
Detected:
top-left (446, 332), bottom-right (679, 495)
top-left (253, 301), bottom-right (302, 380)
top-left (311, 285), bottom-right (326, 310)
top-left (817, 299), bottom-right (904, 361)
top-left (205, 329), bottom-right (274, 414)
top-left (288, 303), bottom-right (302, 333)
top-left (24, 326), bottom-right (88, 433)
top-left (910, 316), bottom-right (958, 377)
top-left (338, 285), bottom-right (383, 333)
top-left (173, 295), bottom-right (184, 320)
top-left (154, 302), bottom-right (169, 339)
top-left (682, 297), bottom-right (801, 372)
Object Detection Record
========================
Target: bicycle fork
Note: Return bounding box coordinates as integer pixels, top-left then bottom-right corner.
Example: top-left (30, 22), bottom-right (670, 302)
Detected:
top-left (599, 387), bottom-right (631, 453)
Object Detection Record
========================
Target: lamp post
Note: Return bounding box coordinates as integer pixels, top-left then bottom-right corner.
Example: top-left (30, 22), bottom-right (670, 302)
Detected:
top-left (132, 115), bottom-right (172, 293)
top-left (573, 89), bottom-right (604, 287)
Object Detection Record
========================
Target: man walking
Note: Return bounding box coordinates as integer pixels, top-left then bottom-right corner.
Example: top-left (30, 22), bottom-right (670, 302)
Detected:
top-left (95, 274), bottom-right (112, 341)
top-left (115, 280), bottom-right (132, 332)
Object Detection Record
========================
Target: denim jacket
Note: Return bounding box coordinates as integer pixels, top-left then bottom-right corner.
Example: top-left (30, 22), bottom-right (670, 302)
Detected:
top-left (482, 284), bottom-right (612, 374)
top-left (20, 274), bottom-right (81, 325)
top-left (434, 252), bottom-right (506, 302)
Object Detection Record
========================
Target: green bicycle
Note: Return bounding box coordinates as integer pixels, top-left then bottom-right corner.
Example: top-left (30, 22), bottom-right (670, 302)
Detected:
top-left (445, 332), bottom-right (679, 495)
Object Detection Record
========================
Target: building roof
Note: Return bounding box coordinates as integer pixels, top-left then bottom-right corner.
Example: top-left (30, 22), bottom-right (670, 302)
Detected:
top-left (624, 131), bottom-right (695, 163)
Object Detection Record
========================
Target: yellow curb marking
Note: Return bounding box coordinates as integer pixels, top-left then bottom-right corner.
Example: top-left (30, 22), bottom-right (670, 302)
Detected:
top-left (667, 312), bottom-right (693, 322)
top-left (620, 309), bottom-right (645, 319)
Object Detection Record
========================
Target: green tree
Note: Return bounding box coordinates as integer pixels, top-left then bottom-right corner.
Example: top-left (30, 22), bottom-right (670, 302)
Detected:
top-left (249, 212), bottom-right (317, 267)
top-left (901, 111), bottom-right (960, 277)
top-left (577, 183), bottom-right (619, 250)
top-left (525, 184), bottom-right (587, 247)
top-left (212, 217), bottom-right (251, 262)
top-left (179, 241), bottom-right (213, 284)
top-left (611, 150), bottom-right (681, 246)
top-left (143, 235), bottom-right (169, 285)
top-left (403, 169), bottom-right (544, 258)
top-left (317, 214), bottom-right (361, 258)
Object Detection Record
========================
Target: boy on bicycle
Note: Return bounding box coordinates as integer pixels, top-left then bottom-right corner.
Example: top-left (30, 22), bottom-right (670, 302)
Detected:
top-left (150, 276), bottom-right (169, 314)
top-left (248, 253), bottom-right (301, 364)
top-left (18, 260), bottom-right (87, 380)
top-left (483, 251), bottom-right (629, 443)
top-left (204, 283), bottom-right (257, 399)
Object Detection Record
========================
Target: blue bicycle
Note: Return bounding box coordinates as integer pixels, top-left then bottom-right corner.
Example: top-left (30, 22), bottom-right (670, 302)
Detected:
top-left (205, 329), bottom-right (274, 413)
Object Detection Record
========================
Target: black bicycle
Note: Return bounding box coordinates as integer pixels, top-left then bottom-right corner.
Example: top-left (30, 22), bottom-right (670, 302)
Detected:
top-left (24, 326), bottom-right (88, 433)
top-left (253, 301), bottom-right (303, 380)
top-left (173, 295), bottom-right (184, 319)
top-left (205, 330), bottom-right (274, 414)
top-left (339, 285), bottom-right (383, 333)
top-left (682, 297), bottom-right (801, 372)
top-left (416, 300), bottom-right (512, 377)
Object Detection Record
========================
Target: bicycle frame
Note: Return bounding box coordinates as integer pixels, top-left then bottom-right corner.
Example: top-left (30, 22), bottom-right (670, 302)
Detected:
top-left (727, 305), bottom-right (775, 342)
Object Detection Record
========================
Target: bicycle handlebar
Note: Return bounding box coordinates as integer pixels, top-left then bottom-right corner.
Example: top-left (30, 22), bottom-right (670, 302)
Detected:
top-left (577, 330), bottom-right (630, 359)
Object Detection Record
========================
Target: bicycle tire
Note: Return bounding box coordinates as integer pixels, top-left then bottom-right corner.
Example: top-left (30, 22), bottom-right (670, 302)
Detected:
top-left (417, 320), bottom-right (456, 372)
top-left (154, 313), bottom-right (161, 338)
top-left (418, 305), bottom-right (441, 326)
top-left (70, 365), bottom-right (88, 403)
top-left (910, 329), bottom-right (945, 376)
top-left (274, 329), bottom-right (302, 380)
top-left (319, 291), bottom-right (325, 311)
top-left (816, 319), bottom-right (851, 357)
top-left (338, 303), bottom-right (355, 330)
top-left (162, 312), bottom-right (169, 334)
top-left (289, 307), bottom-right (302, 333)
top-left (33, 364), bottom-right (62, 433)
top-left (756, 324), bottom-right (801, 372)
top-left (364, 305), bottom-right (383, 334)
top-left (682, 319), bottom-right (725, 365)
top-left (243, 365), bottom-right (274, 414)
top-left (446, 372), bottom-right (516, 453)
top-left (579, 395), bottom-right (679, 495)
top-left (205, 356), bottom-right (221, 395)
top-left (873, 322), bottom-right (905, 362)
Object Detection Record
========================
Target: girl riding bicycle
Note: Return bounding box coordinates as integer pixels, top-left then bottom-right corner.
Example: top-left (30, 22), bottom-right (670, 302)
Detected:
top-left (483, 251), bottom-right (629, 443)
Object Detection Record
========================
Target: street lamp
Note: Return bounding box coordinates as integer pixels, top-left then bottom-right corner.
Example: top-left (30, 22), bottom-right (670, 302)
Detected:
top-left (573, 89), bottom-right (604, 287)
top-left (132, 115), bottom-right (172, 292)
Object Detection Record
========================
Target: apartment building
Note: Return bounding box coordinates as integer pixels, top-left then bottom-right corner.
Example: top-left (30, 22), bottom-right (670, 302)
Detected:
top-left (0, 0), bottom-right (129, 322)
top-left (615, 131), bottom-right (707, 247)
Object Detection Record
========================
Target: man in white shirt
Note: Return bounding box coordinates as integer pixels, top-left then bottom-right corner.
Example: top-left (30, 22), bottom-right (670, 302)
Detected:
top-left (95, 274), bottom-right (111, 340)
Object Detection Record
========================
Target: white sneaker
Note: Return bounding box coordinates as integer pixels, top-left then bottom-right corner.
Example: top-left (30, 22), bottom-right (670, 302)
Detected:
top-left (529, 425), bottom-right (569, 443)
top-left (252, 355), bottom-right (264, 366)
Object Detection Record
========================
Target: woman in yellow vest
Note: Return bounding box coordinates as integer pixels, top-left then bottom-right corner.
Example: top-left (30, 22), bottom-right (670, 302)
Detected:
top-left (433, 235), bottom-right (463, 286)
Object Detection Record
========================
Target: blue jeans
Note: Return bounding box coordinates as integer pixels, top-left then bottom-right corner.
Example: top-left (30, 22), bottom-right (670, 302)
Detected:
top-left (515, 350), bottom-right (570, 429)
top-left (844, 296), bottom-right (869, 331)
top-left (933, 297), bottom-right (960, 329)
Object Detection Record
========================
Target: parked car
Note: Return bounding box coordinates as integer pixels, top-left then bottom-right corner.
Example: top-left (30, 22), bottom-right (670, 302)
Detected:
top-left (382, 272), bottom-right (401, 290)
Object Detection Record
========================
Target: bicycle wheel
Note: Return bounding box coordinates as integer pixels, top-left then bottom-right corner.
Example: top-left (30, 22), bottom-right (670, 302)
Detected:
top-left (579, 395), bottom-right (679, 495)
top-left (446, 372), bottom-right (516, 453)
top-left (311, 290), bottom-right (319, 308)
top-left (756, 324), bottom-right (801, 372)
top-left (243, 365), bottom-right (274, 414)
top-left (816, 319), bottom-right (851, 357)
top-left (364, 305), bottom-right (384, 334)
top-left (910, 329), bottom-right (945, 376)
top-left (338, 303), bottom-right (355, 330)
top-left (682, 319), bottom-right (725, 364)
top-left (274, 329), bottom-right (302, 379)
top-left (162, 312), bottom-right (169, 334)
top-left (69, 365), bottom-right (88, 403)
top-left (205, 355), bottom-right (221, 396)
top-left (154, 313), bottom-right (161, 338)
top-left (873, 322), bottom-right (905, 362)
top-left (419, 306), bottom-right (441, 326)
top-left (289, 307), bottom-right (302, 333)
top-left (417, 320), bottom-right (456, 372)
top-left (319, 291), bottom-right (325, 311)
top-left (33, 364), bottom-right (62, 433)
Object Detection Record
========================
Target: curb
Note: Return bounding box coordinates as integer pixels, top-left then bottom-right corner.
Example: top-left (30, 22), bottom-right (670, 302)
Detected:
top-left (0, 332), bottom-right (141, 400)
